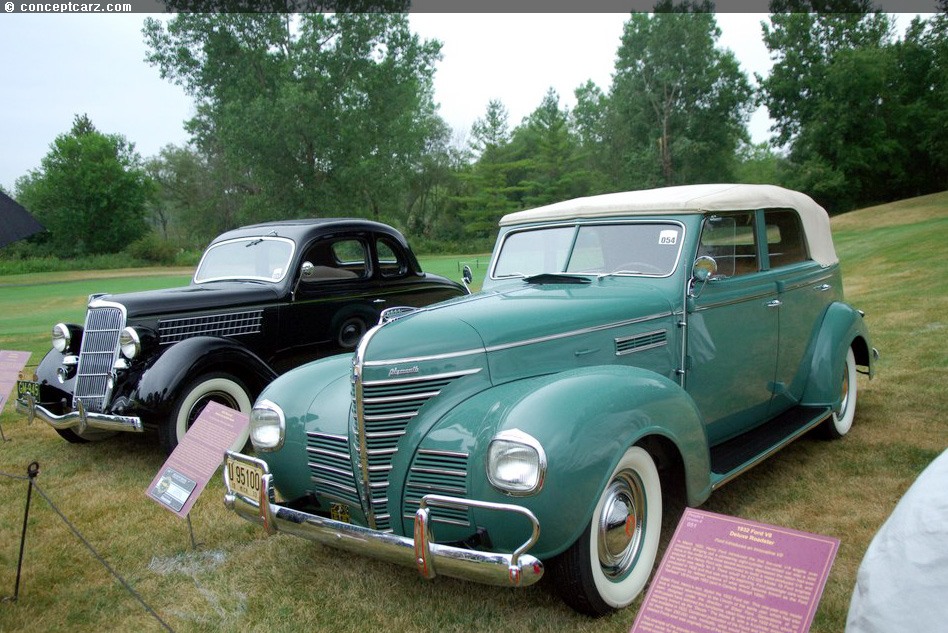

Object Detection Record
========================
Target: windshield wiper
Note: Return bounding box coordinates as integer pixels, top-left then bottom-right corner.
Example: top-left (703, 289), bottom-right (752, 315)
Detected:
top-left (523, 273), bottom-right (591, 285)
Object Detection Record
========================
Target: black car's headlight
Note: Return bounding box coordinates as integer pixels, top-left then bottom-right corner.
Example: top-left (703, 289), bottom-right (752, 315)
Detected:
top-left (52, 323), bottom-right (72, 353)
top-left (250, 400), bottom-right (285, 452)
top-left (487, 429), bottom-right (546, 496)
top-left (119, 327), bottom-right (142, 359)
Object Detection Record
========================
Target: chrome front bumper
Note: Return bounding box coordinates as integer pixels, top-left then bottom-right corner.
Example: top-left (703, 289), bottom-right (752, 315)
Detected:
top-left (16, 393), bottom-right (144, 433)
top-left (223, 451), bottom-right (544, 588)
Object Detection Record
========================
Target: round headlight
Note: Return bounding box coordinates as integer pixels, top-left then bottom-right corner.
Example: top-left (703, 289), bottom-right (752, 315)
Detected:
top-left (250, 400), bottom-right (285, 452)
top-left (52, 323), bottom-right (71, 353)
top-left (487, 429), bottom-right (546, 496)
top-left (119, 327), bottom-right (141, 359)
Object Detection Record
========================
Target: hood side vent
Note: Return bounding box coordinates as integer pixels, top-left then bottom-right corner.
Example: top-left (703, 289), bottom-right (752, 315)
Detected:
top-left (159, 309), bottom-right (263, 344)
top-left (615, 329), bottom-right (668, 356)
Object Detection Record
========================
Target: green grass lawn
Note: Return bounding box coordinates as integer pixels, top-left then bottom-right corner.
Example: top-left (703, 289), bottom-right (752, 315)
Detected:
top-left (0, 196), bottom-right (945, 632)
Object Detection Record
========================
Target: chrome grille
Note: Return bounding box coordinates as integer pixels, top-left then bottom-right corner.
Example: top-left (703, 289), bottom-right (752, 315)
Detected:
top-left (159, 310), bottom-right (263, 344)
top-left (74, 305), bottom-right (124, 412)
top-left (355, 368), bottom-right (478, 531)
top-left (404, 450), bottom-right (470, 527)
top-left (616, 329), bottom-right (668, 356)
top-left (306, 432), bottom-right (360, 506)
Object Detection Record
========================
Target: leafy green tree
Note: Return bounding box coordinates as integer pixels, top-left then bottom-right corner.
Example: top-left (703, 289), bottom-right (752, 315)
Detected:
top-left (605, 1), bottom-right (753, 189)
top-left (15, 114), bottom-right (153, 257)
top-left (144, 7), bottom-right (444, 227)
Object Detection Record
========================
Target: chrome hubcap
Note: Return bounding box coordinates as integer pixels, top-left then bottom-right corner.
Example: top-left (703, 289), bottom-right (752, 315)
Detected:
top-left (598, 470), bottom-right (645, 579)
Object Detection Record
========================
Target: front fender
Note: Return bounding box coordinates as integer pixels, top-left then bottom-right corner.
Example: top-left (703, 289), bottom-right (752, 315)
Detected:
top-left (254, 353), bottom-right (354, 502)
top-left (409, 365), bottom-right (710, 560)
top-left (801, 302), bottom-right (874, 407)
top-left (133, 336), bottom-right (278, 420)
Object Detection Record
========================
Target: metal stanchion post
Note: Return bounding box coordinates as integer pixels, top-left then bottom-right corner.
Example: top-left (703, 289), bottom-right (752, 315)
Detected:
top-left (6, 461), bottom-right (39, 602)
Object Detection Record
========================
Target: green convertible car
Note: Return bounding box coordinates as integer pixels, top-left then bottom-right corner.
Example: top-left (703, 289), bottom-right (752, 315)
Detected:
top-left (223, 184), bottom-right (876, 616)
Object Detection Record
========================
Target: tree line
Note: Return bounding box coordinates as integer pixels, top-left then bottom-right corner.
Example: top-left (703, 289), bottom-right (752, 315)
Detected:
top-left (10, 1), bottom-right (948, 260)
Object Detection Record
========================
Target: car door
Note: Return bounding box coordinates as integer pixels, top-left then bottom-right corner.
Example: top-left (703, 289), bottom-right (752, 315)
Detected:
top-left (762, 208), bottom-right (838, 415)
top-left (686, 212), bottom-right (780, 444)
top-left (275, 235), bottom-right (382, 372)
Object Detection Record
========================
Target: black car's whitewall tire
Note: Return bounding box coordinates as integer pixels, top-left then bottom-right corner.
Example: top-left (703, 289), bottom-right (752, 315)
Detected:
top-left (824, 347), bottom-right (858, 439)
top-left (160, 373), bottom-right (252, 454)
top-left (553, 445), bottom-right (662, 616)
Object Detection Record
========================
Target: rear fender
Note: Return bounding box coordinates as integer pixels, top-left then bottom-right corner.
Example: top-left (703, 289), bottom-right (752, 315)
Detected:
top-left (801, 302), bottom-right (874, 407)
top-left (133, 336), bottom-right (278, 420)
top-left (416, 365), bottom-right (711, 559)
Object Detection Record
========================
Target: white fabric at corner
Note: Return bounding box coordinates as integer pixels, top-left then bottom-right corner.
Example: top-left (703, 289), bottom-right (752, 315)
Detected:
top-left (846, 449), bottom-right (948, 632)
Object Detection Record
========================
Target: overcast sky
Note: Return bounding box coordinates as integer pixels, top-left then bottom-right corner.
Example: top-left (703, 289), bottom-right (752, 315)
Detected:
top-left (0, 13), bottom-right (810, 192)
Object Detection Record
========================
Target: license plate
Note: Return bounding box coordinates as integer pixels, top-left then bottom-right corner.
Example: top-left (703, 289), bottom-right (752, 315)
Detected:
top-left (16, 380), bottom-right (39, 400)
top-left (331, 502), bottom-right (351, 523)
top-left (226, 456), bottom-right (264, 501)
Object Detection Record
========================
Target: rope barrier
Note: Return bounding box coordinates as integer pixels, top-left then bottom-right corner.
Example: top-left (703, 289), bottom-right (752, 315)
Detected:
top-left (0, 464), bottom-right (175, 632)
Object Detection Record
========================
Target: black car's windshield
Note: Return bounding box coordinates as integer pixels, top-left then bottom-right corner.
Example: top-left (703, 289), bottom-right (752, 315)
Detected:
top-left (492, 222), bottom-right (684, 279)
top-left (194, 236), bottom-right (295, 284)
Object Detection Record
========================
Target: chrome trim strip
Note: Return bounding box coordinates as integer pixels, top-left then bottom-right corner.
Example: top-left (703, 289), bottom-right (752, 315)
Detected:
top-left (691, 290), bottom-right (776, 312)
top-left (224, 459), bottom-right (545, 588)
top-left (486, 312), bottom-right (672, 354)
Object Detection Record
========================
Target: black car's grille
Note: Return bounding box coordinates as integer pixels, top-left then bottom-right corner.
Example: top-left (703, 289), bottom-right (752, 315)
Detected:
top-left (403, 450), bottom-right (471, 527)
top-left (615, 329), bottom-right (668, 356)
top-left (74, 306), bottom-right (124, 412)
top-left (159, 310), bottom-right (263, 344)
top-left (352, 368), bottom-right (477, 531)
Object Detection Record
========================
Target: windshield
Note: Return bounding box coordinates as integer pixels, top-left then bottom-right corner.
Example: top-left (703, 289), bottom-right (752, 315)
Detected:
top-left (492, 222), bottom-right (684, 279)
top-left (194, 236), bottom-right (295, 284)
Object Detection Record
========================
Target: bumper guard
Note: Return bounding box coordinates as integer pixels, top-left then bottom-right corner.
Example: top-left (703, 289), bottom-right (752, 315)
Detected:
top-left (16, 393), bottom-right (143, 433)
top-left (223, 451), bottom-right (544, 588)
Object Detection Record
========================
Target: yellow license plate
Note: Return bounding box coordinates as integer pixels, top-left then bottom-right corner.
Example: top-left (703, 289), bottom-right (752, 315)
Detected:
top-left (226, 456), bottom-right (264, 500)
top-left (17, 380), bottom-right (39, 400)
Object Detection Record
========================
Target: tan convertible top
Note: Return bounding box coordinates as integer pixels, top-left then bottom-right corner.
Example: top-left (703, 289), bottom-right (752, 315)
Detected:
top-left (499, 184), bottom-right (838, 267)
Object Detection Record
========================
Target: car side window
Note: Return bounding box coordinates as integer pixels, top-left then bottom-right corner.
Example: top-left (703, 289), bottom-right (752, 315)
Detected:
top-left (698, 212), bottom-right (758, 278)
top-left (377, 238), bottom-right (407, 278)
top-left (764, 209), bottom-right (809, 269)
top-left (303, 239), bottom-right (369, 281)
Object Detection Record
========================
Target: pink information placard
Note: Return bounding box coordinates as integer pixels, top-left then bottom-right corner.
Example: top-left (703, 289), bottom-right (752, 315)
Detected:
top-left (631, 508), bottom-right (839, 633)
top-left (147, 401), bottom-right (249, 518)
top-left (0, 350), bottom-right (31, 411)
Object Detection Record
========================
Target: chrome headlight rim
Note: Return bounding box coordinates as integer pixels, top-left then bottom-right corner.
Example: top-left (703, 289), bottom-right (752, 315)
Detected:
top-left (486, 428), bottom-right (547, 497)
top-left (119, 327), bottom-right (142, 360)
top-left (52, 323), bottom-right (71, 353)
top-left (250, 399), bottom-right (286, 452)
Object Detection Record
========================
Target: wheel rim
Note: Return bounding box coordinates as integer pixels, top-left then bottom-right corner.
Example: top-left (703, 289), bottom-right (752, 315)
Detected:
top-left (187, 389), bottom-right (241, 428)
top-left (597, 470), bottom-right (646, 579)
top-left (338, 317), bottom-right (366, 348)
top-left (837, 367), bottom-right (850, 419)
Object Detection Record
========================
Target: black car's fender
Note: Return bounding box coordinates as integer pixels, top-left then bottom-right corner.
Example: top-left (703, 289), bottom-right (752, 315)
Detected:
top-left (132, 336), bottom-right (278, 422)
top-left (31, 347), bottom-right (74, 414)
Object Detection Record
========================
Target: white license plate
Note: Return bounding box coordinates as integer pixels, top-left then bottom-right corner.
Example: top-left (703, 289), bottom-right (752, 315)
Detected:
top-left (226, 456), bottom-right (264, 501)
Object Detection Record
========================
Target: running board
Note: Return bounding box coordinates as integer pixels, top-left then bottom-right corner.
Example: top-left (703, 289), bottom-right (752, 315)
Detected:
top-left (709, 405), bottom-right (832, 490)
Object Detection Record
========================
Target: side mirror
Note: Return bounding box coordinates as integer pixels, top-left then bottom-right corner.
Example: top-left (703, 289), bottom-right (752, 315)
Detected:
top-left (301, 261), bottom-right (315, 280)
top-left (692, 256), bottom-right (717, 283)
top-left (462, 265), bottom-right (474, 294)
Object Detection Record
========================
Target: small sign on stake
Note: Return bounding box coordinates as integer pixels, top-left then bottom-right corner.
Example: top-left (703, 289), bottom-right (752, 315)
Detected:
top-left (631, 508), bottom-right (839, 633)
top-left (0, 350), bottom-right (32, 441)
top-left (147, 401), bottom-right (249, 519)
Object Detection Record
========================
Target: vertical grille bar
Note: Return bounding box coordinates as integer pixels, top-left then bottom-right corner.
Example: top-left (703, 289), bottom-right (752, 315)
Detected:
top-left (74, 304), bottom-right (124, 412)
top-left (352, 367), bottom-right (479, 532)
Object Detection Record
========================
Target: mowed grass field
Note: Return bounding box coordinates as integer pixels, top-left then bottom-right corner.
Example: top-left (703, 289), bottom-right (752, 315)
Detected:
top-left (0, 195), bottom-right (945, 633)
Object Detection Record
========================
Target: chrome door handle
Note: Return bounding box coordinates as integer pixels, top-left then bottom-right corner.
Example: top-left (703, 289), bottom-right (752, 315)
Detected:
top-left (373, 299), bottom-right (387, 304)
top-left (815, 284), bottom-right (832, 292)
top-left (766, 299), bottom-right (782, 308)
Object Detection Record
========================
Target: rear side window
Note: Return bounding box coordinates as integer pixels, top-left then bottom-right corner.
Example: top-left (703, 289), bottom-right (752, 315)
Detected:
top-left (764, 209), bottom-right (809, 268)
